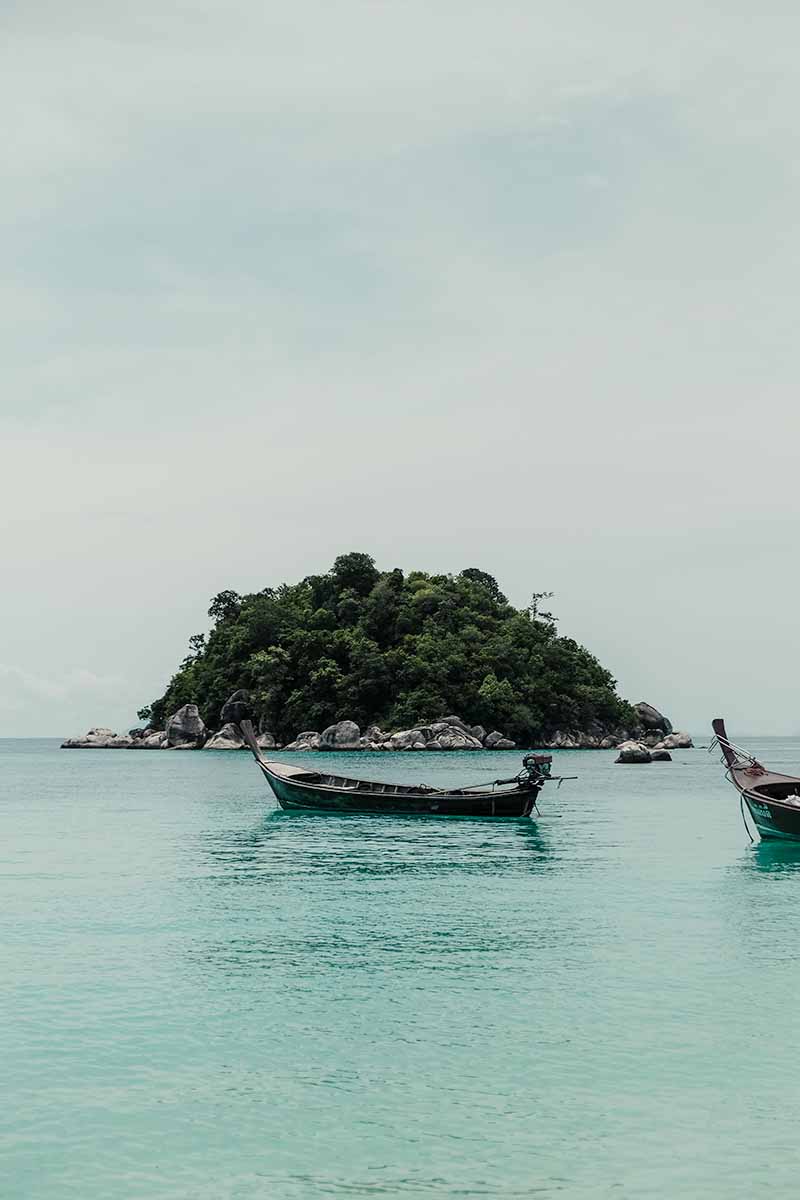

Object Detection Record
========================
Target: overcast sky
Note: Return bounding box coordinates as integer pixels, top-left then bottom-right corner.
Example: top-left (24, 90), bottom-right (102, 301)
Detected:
top-left (2, 2), bottom-right (799, 737)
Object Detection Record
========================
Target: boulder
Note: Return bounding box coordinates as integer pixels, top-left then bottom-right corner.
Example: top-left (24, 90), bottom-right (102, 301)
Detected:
top-left (634, 702), bottom-right (673, 734)
top-left (220, 690), bottom-right (251, 726)
top-left (615, 740), bottom-right (652, 764)
top-left (165, 704), bottom-right (206, 748)
top-left (319, 720), bottom-right (361, 750)
top-left (441, 715), bottom-right (470, 732)
top-left (283, 731), bottom-right (321, 751)
top-left (661, 731), bottom-right (693, 750)
top-left (257, 731), bottom-right (277, 750)
top-left (139, 731), bottom-right (168, 748)
top-left (389, 728), bottom-right (423, 749)
top-left (204, 723), bottom-right (245, 750)
top-left (61, 727), bottom-right (134, 749)
top-left (365, 725), bottom-right (384, 742)
top-left (484, 731), bottom-right (506, 749)
top-left (650, 749), bottom-right (672, 762)
top-left (468, 725), bottom-right (487, 743)
top-left (494, 738), bottom-right (516, 749)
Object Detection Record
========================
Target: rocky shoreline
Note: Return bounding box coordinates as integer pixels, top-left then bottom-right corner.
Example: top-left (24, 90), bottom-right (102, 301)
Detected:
top-left (61, 696), bottom-right (693, 755)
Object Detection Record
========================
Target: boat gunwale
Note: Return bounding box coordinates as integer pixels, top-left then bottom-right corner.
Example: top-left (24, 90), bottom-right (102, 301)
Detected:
top-left (258, 759), bottom-right (538, 803)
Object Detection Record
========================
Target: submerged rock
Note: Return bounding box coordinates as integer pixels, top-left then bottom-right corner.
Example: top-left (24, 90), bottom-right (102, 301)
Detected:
top-left (650, 749), bottom-right (673, 762)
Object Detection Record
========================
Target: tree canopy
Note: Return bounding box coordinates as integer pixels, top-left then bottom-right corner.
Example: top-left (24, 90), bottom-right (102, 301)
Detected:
top-left (141, 552), bottom-right (634, 743)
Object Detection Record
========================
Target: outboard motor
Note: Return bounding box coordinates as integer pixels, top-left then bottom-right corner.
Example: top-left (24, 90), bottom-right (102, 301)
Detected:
top-left (521, 753), bottom-right (553, 782)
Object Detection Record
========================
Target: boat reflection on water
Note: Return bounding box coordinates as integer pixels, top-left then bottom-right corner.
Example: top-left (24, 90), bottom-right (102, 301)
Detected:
top-left (193, 814), bottom-right (566, 981)
top-left (201, 808), bottom-right (557, 889)
top-left (747, 839), bottom-right (800, 877)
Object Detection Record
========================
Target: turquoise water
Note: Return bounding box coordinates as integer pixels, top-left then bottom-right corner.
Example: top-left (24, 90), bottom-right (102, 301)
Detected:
top-left (3, 737), bottom-right (800, 1198)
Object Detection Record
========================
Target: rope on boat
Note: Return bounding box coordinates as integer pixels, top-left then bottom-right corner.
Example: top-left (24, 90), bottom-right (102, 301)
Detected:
top-left (709, 733), bottom-right (762, 769)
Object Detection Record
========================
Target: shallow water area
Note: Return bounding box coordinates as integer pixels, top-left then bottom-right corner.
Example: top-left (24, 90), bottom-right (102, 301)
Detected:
top-left (3, 737), bottom-right (800, 1198)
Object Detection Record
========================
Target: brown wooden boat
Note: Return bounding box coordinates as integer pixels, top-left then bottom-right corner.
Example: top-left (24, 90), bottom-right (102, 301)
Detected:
top-left (712, 717), bottom-right (800, 841)
top-left (239, 720), bottom-right (572, 817)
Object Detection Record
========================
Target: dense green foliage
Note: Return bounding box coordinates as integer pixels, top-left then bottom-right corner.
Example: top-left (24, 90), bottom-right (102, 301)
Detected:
top-left (142, 553), bottom-right (635, 743)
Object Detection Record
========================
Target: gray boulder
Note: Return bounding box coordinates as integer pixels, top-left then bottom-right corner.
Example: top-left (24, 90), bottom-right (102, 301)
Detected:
top-left (220, 690), bottom-right (251, 726)
top-left (204, 723), bottom-right (244, 750)
top-left (441, 715), bottom-right (470, 732)
top-left (547, 730), bottom-right (578, 749)
top-left (257, 731), bottom-right (277, 750)
top-left (484, 730), bottom-right (513, 749)
top-left (139, 730), bottom-right (168, 748)
top-left (634, 702), bottom-right (673, 734)
top-left (320, 720), bottom-right (361, 750)
top-left (615, 740), bottom-right (652, 764)
top-left (61, 727), bottom-right (134, 749)
top-left (494, 738), bottom-right (516, 749)
top-left (650, 749), bottom-right (673, 762)
top-left (283, 731), bottom-right (321, 751)
top-left (165, 704), bottom-right (206, 748)
top-left (660, 731), bottom-right (693, 750)
top-left (468, 725), bottom-right (487, 743)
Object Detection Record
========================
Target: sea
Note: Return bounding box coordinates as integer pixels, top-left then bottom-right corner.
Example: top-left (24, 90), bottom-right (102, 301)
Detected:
top-left (3, 736), bottom-right (800, 1199)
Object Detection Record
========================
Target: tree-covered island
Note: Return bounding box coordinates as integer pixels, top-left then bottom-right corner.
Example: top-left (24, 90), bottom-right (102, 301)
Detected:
top-left (137, 552), bottom-right (641, 748)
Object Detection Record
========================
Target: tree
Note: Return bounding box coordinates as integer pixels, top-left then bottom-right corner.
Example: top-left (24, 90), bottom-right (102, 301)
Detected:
top-left (140, 554), bottom-right (632, 742)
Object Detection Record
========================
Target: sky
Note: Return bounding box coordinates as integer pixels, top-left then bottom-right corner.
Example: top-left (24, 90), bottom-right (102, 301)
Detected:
top-left (2, 1), bottom-right (799, 737)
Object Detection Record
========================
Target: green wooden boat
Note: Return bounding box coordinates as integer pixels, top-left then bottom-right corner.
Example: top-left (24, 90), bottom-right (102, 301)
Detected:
top-left (240, 721), bottom-right (570, 817)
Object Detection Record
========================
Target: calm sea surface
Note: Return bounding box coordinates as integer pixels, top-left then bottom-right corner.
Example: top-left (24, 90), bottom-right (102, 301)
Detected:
top-left (3, 737), bottom-right (800, 1198)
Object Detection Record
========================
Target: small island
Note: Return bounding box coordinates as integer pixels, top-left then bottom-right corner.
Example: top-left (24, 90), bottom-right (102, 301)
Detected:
top-left (62, 553), bottom-right (692, 756)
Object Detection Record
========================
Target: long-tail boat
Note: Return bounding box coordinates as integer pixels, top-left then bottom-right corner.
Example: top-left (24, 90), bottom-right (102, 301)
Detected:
top-left (712, 717), bottom-right (800, 841)
top-left (239, 720), bottom-right (572, 817)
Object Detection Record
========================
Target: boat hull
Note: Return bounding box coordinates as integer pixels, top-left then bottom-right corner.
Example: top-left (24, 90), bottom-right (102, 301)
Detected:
top-left (264, 767), bottom-right (540, 818)
top-left (743, 793), bottom-right (800, 841)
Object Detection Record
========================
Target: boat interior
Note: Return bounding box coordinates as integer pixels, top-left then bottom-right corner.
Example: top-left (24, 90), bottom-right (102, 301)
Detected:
top-left (752, 780), bottom-right (800, 803)
top-left (268, 766), bottom-right (525, 797)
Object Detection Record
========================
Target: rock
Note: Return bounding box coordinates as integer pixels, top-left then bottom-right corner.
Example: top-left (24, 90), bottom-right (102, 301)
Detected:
top-left (494, 738), bottom-right (516, 749)
top-left (319, 720), bottom-right (361, 750)
top-left (283, 731), bottom-right (321, 751)
top-left (257, 731), bottom-right (277, 750)
top-left (204, 723), bottom-right (245, 750)
top-left (220, 690), bottom-right (251, 726)
top-left (650, 749), bottom-right (672, 762)
top-left (615, 740), bottom-right (652, 764)
top-left (468, 725), bottom-right (487, 743)
top-left (634, 702), bottom-right (673, 734)
top-left (165, 704), bottom-right (206, 748)
top-left (365, 725), bottom-right (384, 742)
top-left (661, 731), bottom-right (693, 749)
top-left (61, 727), bottom-right (134, 749)
top-left (139, 731), bottom-right (168, 748)
top-left (389, 728), bottom-right (424, 749)
top-left (440, 715), bottom-right (472, 733)
top-left (484, 731), bottom-right (506, 749)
